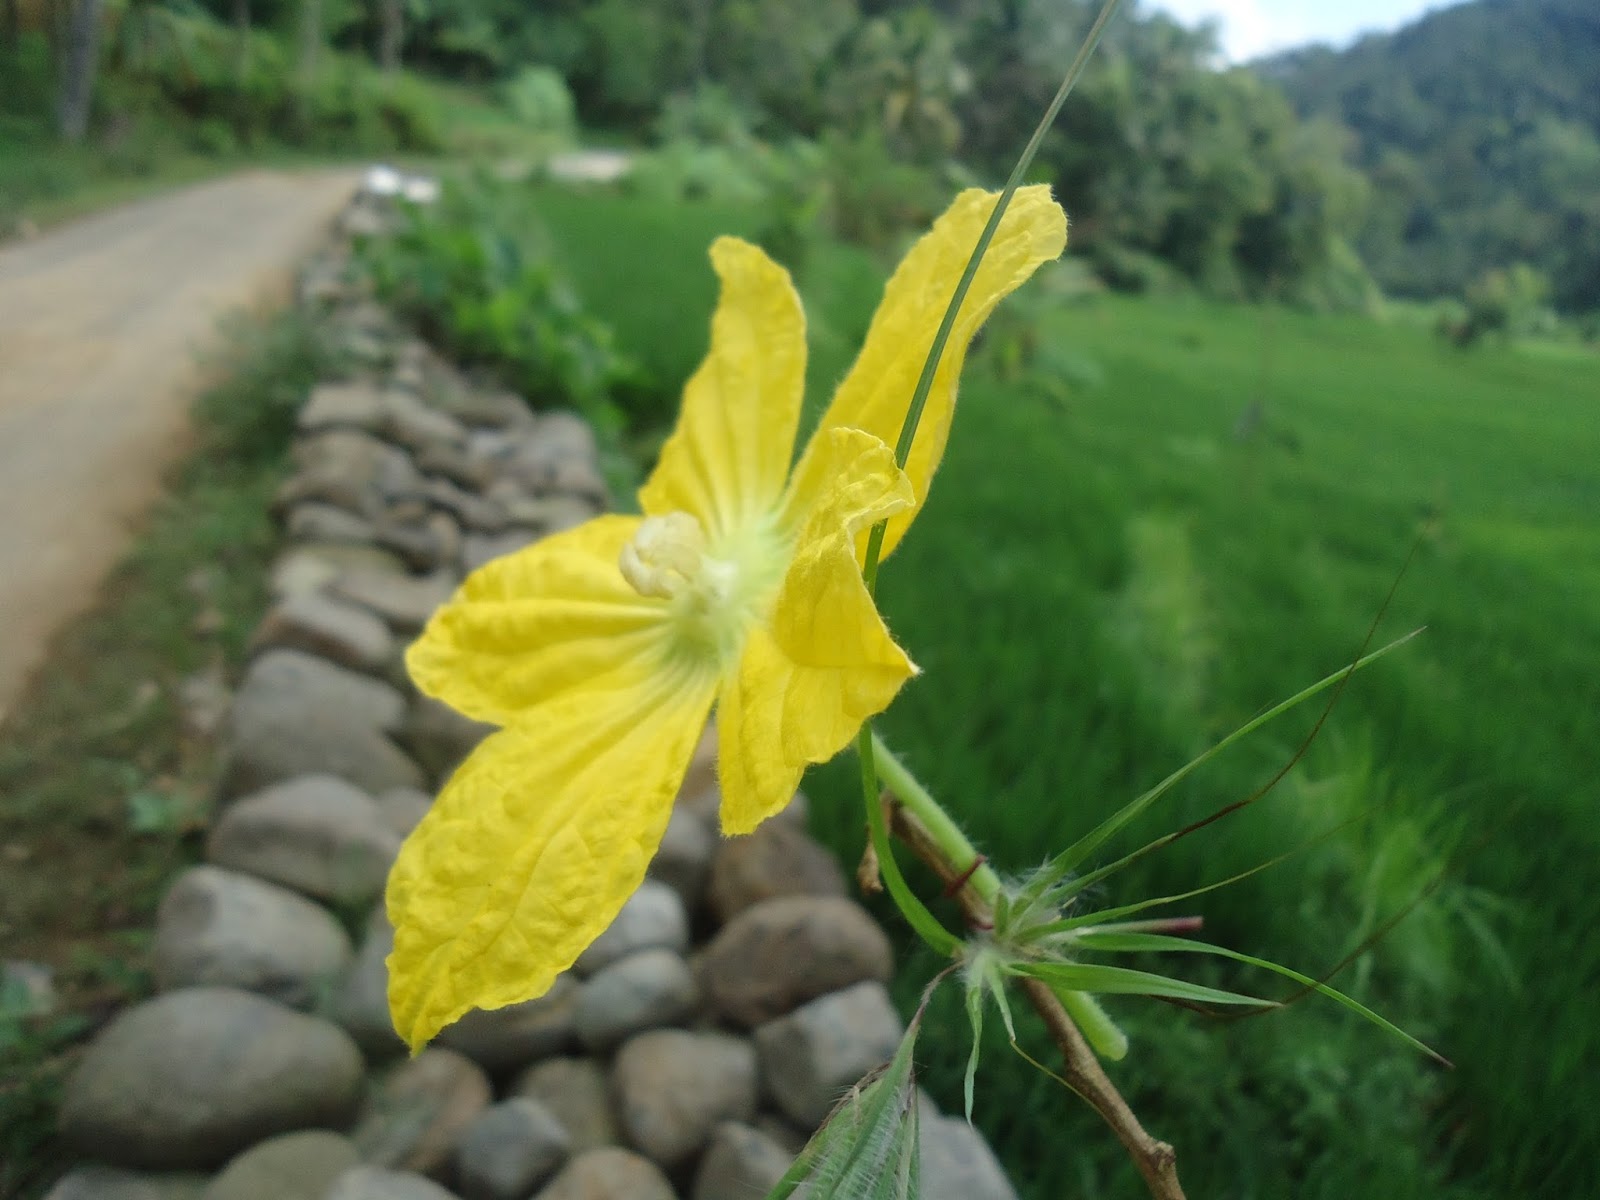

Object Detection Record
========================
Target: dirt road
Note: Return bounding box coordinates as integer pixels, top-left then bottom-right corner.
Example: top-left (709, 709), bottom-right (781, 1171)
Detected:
top-left (0, 169), bottom-right (359, 725)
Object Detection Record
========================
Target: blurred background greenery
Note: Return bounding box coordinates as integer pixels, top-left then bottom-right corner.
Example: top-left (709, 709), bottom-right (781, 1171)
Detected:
top-left (4, 0), bottom-right (1598, 1197)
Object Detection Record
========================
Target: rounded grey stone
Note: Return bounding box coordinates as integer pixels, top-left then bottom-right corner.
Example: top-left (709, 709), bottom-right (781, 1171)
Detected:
top-left (706, 820), bottom-right (846, 924)
top-left (754, 982), bottom-right (905, 1129)
top-left (207, 774), bottom-right (401, 906)
top-left (612, 1030), bottom-right (758, 1171)
top-left (573, 881), bottom-right (689, 977)
top-left (920, 1115), bottom-right (1019, 1200)
top-left (201, 1130), bottom-right (359, 1200)
top-left (573, 950), bottom-right (695, 1052)
top-left (437, 975), bottom-right (579, 1073)
top-left (647, 807), bottom-right (716, 911)
top-left (698, 896), bottom-right (893, 1028)
top-left (326, 1166), bottom-right (460, 1200)
top-left (534, 1148), bottom-right (674, 1200)
top-left (153, 865), bottom-right (352, 1008)
top-left (250, 591), bottom-right (396, 675)
top-left (43, 1167), bottom-right (207, 1200)
top-left (456, 1098), bottom-right (571, 1200)
top-left (692, 1122), bottom-right (794, 1200)
top-left (220, 650), bottom-right (421, 798)
top-left (59, 987), bottom-right (364, 1169)
top-left (353, 1048), bottom-right (491, 1178)
top-left (511, 1057), bottom-right (620, 1154)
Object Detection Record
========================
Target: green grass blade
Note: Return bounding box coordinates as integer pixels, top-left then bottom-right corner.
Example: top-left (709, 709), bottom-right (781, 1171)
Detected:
top-left (1073, 931), bottom-right (1448, 1064)
top-left (1020, 630), bottom-right (1421, 907)
top-left (1012, 961), bottom-right (1273, 1008)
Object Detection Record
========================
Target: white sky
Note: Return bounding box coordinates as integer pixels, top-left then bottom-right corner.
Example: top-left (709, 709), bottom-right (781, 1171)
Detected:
top-left (1148, 0), bottom-right (1459, 61)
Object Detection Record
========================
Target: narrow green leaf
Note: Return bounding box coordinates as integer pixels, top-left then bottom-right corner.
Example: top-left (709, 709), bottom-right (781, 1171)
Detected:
top-left (963, 978), bottom-right (984, 1123)
top-left (1020, 631), bottom-right (1422, 908)
top-left (1014, 961), bottom-right (1272, 1008)
top-left (1072, 931), bottom-right (1448, 1064)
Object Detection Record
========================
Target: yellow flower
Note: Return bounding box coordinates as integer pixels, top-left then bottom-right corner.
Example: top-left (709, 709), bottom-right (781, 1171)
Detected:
top-left (386, 187), bottom-right (1066, 1051)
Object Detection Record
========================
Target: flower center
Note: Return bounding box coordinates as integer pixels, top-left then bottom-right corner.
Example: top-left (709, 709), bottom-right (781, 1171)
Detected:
top-left (620, 511), bottom-right (784, 669)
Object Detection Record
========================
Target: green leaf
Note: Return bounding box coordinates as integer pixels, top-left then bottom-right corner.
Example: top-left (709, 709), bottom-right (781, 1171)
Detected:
top-left (1014, 961), bottom-right (1273, 1008)
top-left (1072, 931), bottom-right (1447, 1064)
top-left (963, 976), bottom-right (984, 1122)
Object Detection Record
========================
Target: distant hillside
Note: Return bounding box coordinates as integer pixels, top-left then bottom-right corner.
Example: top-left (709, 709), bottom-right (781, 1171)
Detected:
top-left (1260, 0), bottom-right (1600, 309)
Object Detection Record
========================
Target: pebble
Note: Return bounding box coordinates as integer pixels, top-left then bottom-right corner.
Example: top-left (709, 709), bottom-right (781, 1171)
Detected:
top-left (706, 819), bottom-right (847, 923)
top-left (201, 1130), bottom-right (359, 1200)
top-left (401, 696), bottom-right (496, 782)
top-left (326, 1166), bottom-right (460, 1200)
top-left (533, 1148), bottom-right (674, 1200)
top-left (332, 909), bottom-right (405, 1059)
top-left (59, 987), bottom-right (364, 1169)
top-left (455, 1098), bottom-right (571, 1200)
top-left (287, 502), bottom-right (377, 545)
top-left (251, 590), bottom-right (396, 675)
top-left (573, 950), bottom-right (696, 1052)
top-left (697, 896), bottom-right (893, 1027)
top-left (354, 1048), bottom-right (492, 1178)
top-left (754, 981), bottom-right (905, 1129)
top-left (207, 774), bottom-right (402, 906)
top-left (611, 1030), bottom-right (758, 1171)
top-left (573, 880), bottom-right (689, 977)
top-left (691, 1122), bottom-right (794, 1200)
top-left (152, 865), bottom-right (352, 1008)
top-left (375, 786), bottom-right (432, 837)
top-left (647, 808), bottom-right (716, 911)
top-left (330, 568), bottom-right (458, 634)
top-left (920, 1115), bottom-right (1019, 1200)
top-left (43, 1168), bottom-right (207, 1200)
top-left (437, 974), bottom-right (580, 1073)
top-left (220, 650), bottom-right (422, 798)
top-left (511, 1058), bottom-right (620, 1154)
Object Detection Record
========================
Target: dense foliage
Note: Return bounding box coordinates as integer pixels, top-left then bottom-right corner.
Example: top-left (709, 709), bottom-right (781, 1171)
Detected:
top-left (1262, 0), bottom-right (1600, 310)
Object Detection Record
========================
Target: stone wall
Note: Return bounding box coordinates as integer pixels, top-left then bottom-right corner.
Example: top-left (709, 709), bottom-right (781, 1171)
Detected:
top-left (48, 198), bottom-right (1018, 1200)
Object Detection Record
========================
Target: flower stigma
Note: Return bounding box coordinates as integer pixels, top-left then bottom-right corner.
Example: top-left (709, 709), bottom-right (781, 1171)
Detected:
top-left (620, 510), bottom-right (784, 669)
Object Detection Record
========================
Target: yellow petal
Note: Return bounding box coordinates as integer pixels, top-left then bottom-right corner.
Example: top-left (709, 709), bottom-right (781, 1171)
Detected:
top-left (386, 673), bottom-right (717, 1051)
top-left (407, 515), bottom-right (670, 727)
top-left (805, 186), bottom-right (1066, 558)
top-left (637, 237), bottom-right (807, 541)
top-left (718, 428), bottom-right (918, 834)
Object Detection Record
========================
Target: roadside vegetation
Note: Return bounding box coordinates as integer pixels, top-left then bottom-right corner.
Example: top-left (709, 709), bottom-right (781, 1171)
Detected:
top-left (0, 309), bottom-right (338, 1195)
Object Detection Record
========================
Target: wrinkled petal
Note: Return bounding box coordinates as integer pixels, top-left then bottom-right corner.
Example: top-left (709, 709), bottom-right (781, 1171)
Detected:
top-left (638, 237), bottom-right (807, 541)
top-left (718, 428), bottom-right (918, 834)
top-left (804, 186), bottom-right (1066, 559)
top-left (387, 673), bottom-right (718, 1050)
top-left (407, 515), bottom-right (670, 727)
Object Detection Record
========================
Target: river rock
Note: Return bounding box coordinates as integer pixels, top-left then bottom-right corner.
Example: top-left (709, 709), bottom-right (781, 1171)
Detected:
top-left (647, 808), bottom-right (715, 911)
top-left (920, 1115), bottom-right (1018, 1200)
top-left (201, 1130), bottom-right (359, 1200)
top-left (573, 881), bottom-right (689, 977)
top-left (43, 1168), bottom-right (207, 1200)
top-left (330, 568), bottom-right (457, 634)
top-left (207, 774), bottom-right (402, 906)
top-left (698, 896), bottom-right (893, 1027)
top-left (326, 1167), bottom-right (460, 1200)
top-left (251, 591), bottom-right (396, 675)
top-left (754, 982), bottom-right (904, 1128)
top-left (400, 696), bottom-right (496, 782)
top-left (573, 950), bottom-right (696, 1052)
top-left (705, 821), bottom-right (846, 923)
top-left (270, 545), bottom-right (406, 600)
top-left (437, 975), bottom-right (580, 1073)
top-left (511, 1058), bottom-right (619, 1153)
top-left (59, 988), bottom-right (363, 1169)
top-left (456, 1099), bottom-right (571, 1200)
top-left (611, 1030), bottom-right (757, 1172)
top-left (299, 381), bottom-right (388, 434)
top-left (691, 1122), bottom-right (793, 1200)
top-left (280, 428), bottom-right (421, 515)
top-left (287, 503), bottom-right (377, 546)
top-left (533, 1148), bottom-right (674, 1200)
top-left (153, 866), bottom-right (351, 1008)
top-left (376, 786), bottom-right (432, 837)
top-left (220, 650), bottom-right (422, 798)
top-left (461, 530), bottom-right (539, 574)
top-left (354, 1048), bottom-right (491, 1178)
top-left (333, 910), bottom-right (404, 1059)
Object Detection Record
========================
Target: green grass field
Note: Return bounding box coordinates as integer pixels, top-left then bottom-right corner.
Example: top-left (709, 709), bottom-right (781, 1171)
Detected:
top-left (523, 189), bottom-right (1600, 1198)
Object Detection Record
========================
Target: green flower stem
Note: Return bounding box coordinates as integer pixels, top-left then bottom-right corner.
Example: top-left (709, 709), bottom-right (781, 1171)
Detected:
top-left (868, 730), bottom-right (1001, 908)
top-left (858, 726), bottom-right (961, 958)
